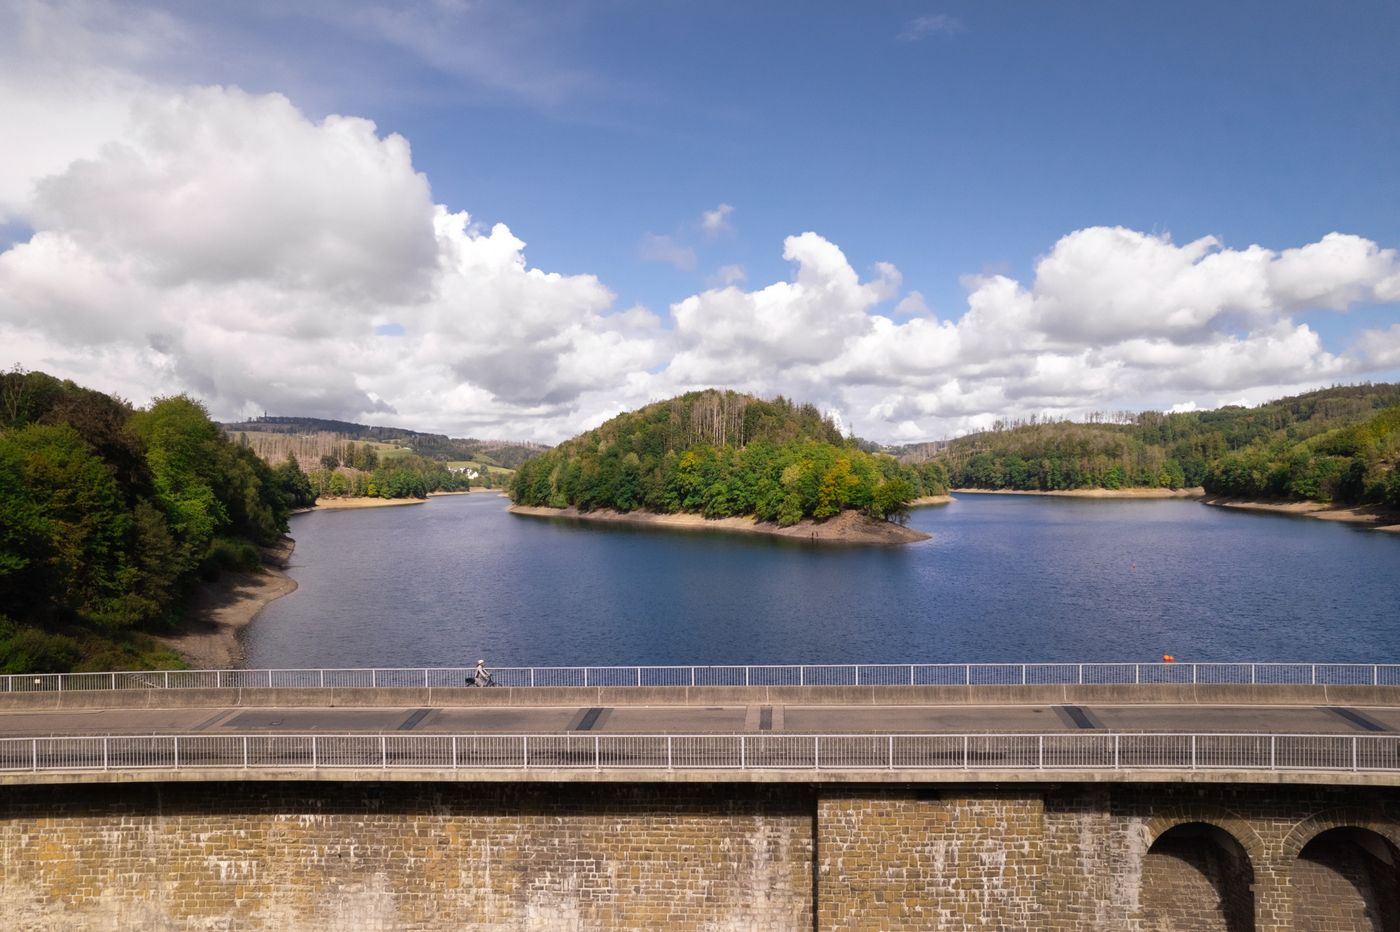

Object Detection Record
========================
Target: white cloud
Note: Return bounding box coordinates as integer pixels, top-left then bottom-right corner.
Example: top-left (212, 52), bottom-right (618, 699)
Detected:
top-left (1, 9), bottom-right (1398, 446)
top-left (899, 14), bottom-right (965, 41)
top-left (638, 233), bottom-right (697, 271)
top-left (700, 203), bottom-right (735, 238)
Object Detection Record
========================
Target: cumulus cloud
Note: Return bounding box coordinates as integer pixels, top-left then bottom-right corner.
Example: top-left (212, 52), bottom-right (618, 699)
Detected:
top-left (700, 203), bottom-right (735, 238)
top-left (1, 8), bottom-right (1398, 445)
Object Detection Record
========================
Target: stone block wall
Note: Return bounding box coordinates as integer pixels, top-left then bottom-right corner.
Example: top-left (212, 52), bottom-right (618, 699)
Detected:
top-left (1, 779), bottom-right (1398, 930)
top-left (0, 783), bottom-right (814, 931)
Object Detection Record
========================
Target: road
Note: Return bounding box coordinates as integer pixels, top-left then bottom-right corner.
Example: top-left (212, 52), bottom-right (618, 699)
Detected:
top-left (0, 701), bottom-right (1395, 737)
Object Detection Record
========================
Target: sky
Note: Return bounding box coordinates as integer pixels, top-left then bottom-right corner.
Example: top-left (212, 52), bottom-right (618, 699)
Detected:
top-left (1, 1), bottom-right (1399, 444)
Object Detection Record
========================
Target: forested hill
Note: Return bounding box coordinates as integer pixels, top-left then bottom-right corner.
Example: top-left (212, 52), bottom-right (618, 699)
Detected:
top-left (510, 390), bottom-right (948, 525)
top-left (915, 383), bottom-right (1400, 506)
top-left (0, 370), bottom-right (314, 672)
top-left (222, 415), bottom-right (544, 469)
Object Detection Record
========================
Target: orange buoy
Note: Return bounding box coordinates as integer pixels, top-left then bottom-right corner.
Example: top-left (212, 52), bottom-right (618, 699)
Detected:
top-left (1162, 654), bottom-right (1175, 663)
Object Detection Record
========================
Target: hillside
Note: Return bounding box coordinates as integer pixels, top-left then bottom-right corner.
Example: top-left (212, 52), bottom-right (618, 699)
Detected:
top-left (908, 383), bottom-right (1400, 506)
top-left (0, 370), bottom-right (311, 672)
top-left (510, 390), bottom-right (948, 525)
top-left (222, 415), bottom-right (545, 470)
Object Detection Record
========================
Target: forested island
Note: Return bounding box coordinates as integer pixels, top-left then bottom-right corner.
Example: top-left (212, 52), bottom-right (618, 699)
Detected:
top-left (0, 369), bottom-right (314, 672)
top-left (912, 384), bottom-right (1400, 510)
top-left (509, 390), bottom-right (948, 543)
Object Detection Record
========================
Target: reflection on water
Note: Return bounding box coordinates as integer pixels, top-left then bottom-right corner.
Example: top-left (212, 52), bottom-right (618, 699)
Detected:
top-left (242, 493), bottom-right (1400, 669)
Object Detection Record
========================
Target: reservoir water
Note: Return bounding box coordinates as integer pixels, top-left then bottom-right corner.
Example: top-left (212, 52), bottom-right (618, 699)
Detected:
top-left (242, 493), bottom-right (1400, 669)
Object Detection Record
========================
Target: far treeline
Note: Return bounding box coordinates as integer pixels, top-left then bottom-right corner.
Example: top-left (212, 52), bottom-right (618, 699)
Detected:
top-left (0, 370), bottom-right (316, 672)
top-left (918, 384), bottom-right (1400, 506)
top-left (510, 390), bottom-right (948, 524)
top-left (223, 415), bottom-right (544, 469)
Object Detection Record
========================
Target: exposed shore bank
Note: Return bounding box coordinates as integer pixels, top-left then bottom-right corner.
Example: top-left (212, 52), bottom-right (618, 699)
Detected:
top-left (158, 538), bottom-right (297, 669)
top-left (909, 495), bottom-right (953, 508)
top-left (508, 504), bottom-right (930, 545)
top-left (1200, 496), bottom-right (1400, 533)
top-left (953, 487), bottom-right (1206, 499)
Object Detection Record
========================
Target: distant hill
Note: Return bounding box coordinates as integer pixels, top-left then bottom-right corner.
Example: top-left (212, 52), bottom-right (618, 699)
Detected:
top-left (220, 415), bottom-right (546, 470)
top-left (903, 383), bottom-right (1400, 506)
top-left (510, 389), bottom-right (948, 525)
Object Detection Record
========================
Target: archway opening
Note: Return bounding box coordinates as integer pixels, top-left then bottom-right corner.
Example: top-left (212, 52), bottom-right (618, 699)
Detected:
top-left (1293, 827), bottom-right (1400, 932)
top-left (1139, 822), bottom-right (1254, 932)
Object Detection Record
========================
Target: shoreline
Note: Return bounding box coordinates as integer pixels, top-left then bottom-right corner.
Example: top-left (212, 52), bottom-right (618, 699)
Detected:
top-left (1200, 496), bottom-right (1400, 532)
top-left (507, 504), bottom-right (930, 545)
top-left (953, 487), bottom-right (1206, 499)
top-left (909, 494), bottom-right (953, 508)
top-left (156, 537), bottom-right (297, 669)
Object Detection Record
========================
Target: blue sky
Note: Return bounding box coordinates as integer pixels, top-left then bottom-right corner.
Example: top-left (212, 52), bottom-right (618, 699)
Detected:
top-left (1, 1), bottom-right (1398, 441)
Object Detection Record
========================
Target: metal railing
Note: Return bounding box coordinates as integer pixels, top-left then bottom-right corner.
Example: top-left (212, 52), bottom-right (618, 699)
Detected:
top-left (2, 663), bottom-right (1398, 693)
top-left (1, 732), bottom-right (1397, 775)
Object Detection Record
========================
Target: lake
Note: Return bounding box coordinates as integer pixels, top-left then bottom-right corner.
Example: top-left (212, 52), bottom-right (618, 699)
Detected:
top-left (241, 493), bottom-right (1400, 669)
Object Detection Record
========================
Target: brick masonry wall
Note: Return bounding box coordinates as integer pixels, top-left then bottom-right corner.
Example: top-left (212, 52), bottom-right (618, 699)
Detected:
top-left (1, 780), bottom-right (1398, 930)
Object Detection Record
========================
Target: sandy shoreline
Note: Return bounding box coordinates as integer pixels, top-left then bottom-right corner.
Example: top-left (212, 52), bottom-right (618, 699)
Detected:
top-left (156, 538), bottom-right (297, 669)
top-left (508, 504), bottom-right (930, 545)
top-left (909, 495), bottom-right (953, 507)
top-left (953, 487), bottom-right (1206, 499)
top-left (1200, 496), bottom-right (1400, 531)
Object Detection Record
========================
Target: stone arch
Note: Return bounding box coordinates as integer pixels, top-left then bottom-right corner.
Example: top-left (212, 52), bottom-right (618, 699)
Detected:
top-left (1280, 810), bottom-right (1400, 862)
top-left (1137, 817), bottom-right (1258, 932)
top-left (1289, 822), bottom-right (1400, 932)
top-left (1142, 809), bottom-right (1267, 868)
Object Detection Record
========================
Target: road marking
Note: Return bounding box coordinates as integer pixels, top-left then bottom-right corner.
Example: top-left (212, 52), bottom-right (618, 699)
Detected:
top-left (1323, 707), bottom-right (1391, 732)
top-left (397, 708), bottom-right (434, 731)
top-left (1054, 705), bottom-right (1103, 729)
top-left (571, 707), bottom-right (608, 731)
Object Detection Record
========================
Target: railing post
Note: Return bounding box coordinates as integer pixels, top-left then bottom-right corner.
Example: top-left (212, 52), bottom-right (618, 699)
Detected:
top-left (1113, 734), bottom-right (1120, 770)
top-left (380, 735), bottom-right (387, 769)
top-left (1038, 735), bottom-right (1043, 770)
top-left (453, 736), bottom-right (459, 770)
top-left (1191, 735), bottom-right (1197, 770)
top-left (163, 671), bottom-right (170, 689)
top-left (1270, 735), bottom-right (1276, 770)
top-left (1192, 664), bottom-right (1197, 685)
top-left (1353, 736), bottom-right (1358, 772)
top-left (746, 667), bottom-right (751, 687)
top-left (854, 666), bottom-right (858, 686)
top-left (636, 667), bottom-right (641, 687)
top-left (740, 735), bottom-right (746, 769)
top-left (962, 735), bottom-right (969, 770)
top-left (312, 736), bottom-right (318, 770)
top-left (521, 735), bottom-right (527, 770)
top-left (319, 670), bottom-right (325, 689)
top-left (423, 668), bottom-right (428, 688)
top-left (173, 735), bottom-right (180, 769)
top-left (103, 739), bottom-right (108, 771)
top-left (372, 669), bottom-right (378, 689)
top-left (594, 735), bottom-right (600, 770)
top-left (1251, 665), bottom-right (1256, 685)
top-left (814, 736), bottom-right (820, 771)
top-left (584, 668), bottom-right (589, 688)
top-left (1020, 664), bottom-right (1026, 685)
top-left (889, 735), bottom-right (894, 770)
top-left (267, 669), bottom-right (272, 688)
top-left (110, 672), bottom-right (116, 690)
top-left (910, 665), bottom-right (915, 686)
top-left (217, 670), bottom-right (223, 689)
top-left (964, 664), bottom-right (970, 686)
top-left (530, 668), bottom-right (536, 688)
top-left (1078, 664), bottom-right (1083, 685)
top-left (1135, 664), bottom-right (1140, 685)
top-left (667, 736), bottom-right (672, 771)
top-left (1311, 664), bottom-right (1317, 685)
top-left (1374, 665), bottom-right (1379, 687)
top-left (798, 666), bottom-right (803, 687)
top-left (242, 736), bottom-right (248, 769)
top-left (32, 738), bottom-right (37, 771)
